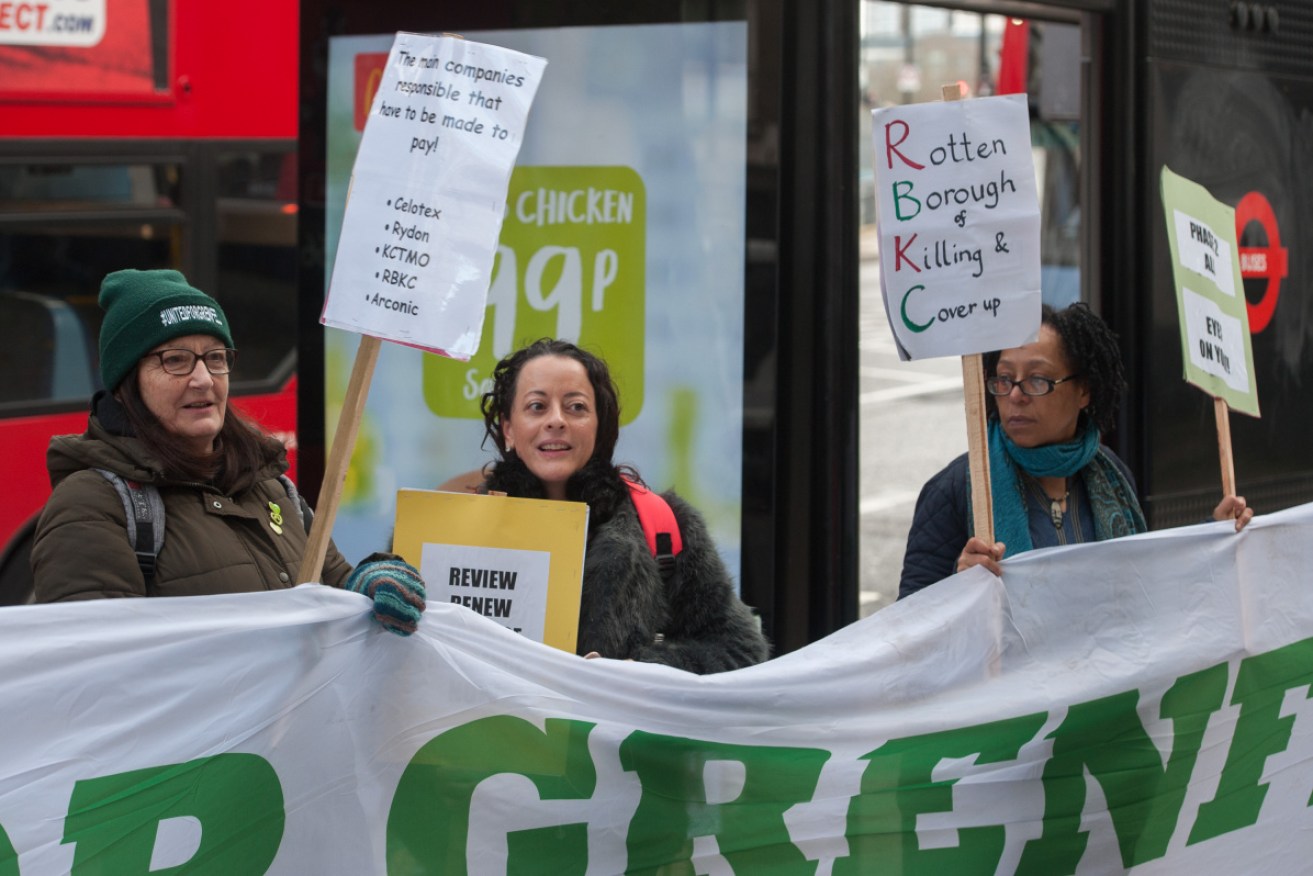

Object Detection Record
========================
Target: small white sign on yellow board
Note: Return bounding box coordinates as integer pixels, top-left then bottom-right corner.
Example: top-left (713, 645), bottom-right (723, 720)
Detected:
top-left (393, 489), bottom-right (588, 653)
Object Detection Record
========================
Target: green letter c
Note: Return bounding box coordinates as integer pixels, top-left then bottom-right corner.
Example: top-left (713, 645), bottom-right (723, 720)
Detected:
top-left (901, 285), bottom-right (934, 333)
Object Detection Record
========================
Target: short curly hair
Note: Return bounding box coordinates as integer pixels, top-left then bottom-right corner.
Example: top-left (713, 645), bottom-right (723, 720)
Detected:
top-left (983, 302), bottom-right (1126, 434)
top-left (479, 338), bottom-right (621, 465)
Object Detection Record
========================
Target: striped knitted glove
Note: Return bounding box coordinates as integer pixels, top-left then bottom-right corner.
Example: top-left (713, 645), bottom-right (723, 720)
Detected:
top-left (345, 552), bottom-right (427, 636)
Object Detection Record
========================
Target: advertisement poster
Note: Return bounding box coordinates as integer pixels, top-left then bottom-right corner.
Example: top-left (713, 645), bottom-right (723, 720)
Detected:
top-left (871, 94), bottom-right (1041, 360)
top-left (325, 24), bottom-right (748, 577)
top-left (0, 0), bottom-right (105, 48)
top-left (0, 0), bottom-right (141, 96)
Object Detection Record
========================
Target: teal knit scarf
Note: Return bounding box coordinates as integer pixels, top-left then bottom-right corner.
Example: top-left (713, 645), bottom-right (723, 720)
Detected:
top-left (979, 419), bottom-right (1147, 555)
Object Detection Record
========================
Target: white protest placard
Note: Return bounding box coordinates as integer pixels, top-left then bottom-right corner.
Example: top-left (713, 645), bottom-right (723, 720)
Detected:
top-left (871, 94), bottom-right (1041, 360)
top-left (419, 543), bottom-right (551, 641)
top-left (321, 32), bottom-right (547, 359)
top-left (1161, 166), bottom-right (1260, 417)
top-left (1181, 290), bottom-right (1251, 394)
top-left (1173, 209), bottom-right (1237, 298)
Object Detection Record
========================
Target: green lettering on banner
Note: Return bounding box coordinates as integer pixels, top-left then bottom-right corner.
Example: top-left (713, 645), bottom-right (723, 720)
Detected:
top-left (1189, 636), bottom-right (1313, 845)
top-left (0, 821), bottom-right (17, 876)
top-left (618, 731), bottom-right (829, 875)
top-left (507, 823), bottom-right (588, 876)
top-left (835, 711), bottom-right (1046, 875)
top-left (1016, 664), bottom-right (1228, 873)
top-left (388, 716), bottom-right (596, 874)
top-left (63, 754), bottom-right (284, 875)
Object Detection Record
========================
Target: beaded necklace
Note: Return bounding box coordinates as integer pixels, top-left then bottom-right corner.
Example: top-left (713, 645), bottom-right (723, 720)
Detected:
top-left (1025, 474), bottom-right (1068, 530)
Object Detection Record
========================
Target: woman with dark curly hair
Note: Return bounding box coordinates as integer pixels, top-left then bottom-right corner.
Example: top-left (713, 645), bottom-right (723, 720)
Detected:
top-left (478, 338), bottom-right (769, 673)
top-left (898, 302), bottom-right (1252, 599)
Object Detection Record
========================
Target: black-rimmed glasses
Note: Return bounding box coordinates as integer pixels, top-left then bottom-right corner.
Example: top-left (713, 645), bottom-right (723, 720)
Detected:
top-left (144, 348), bottom-right (237, 376)
top-left (986, 374), bottom-right (1080, 397)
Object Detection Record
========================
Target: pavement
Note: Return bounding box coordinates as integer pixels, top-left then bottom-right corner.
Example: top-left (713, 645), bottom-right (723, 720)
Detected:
top-left (856, 225), bottom-right (967, 616)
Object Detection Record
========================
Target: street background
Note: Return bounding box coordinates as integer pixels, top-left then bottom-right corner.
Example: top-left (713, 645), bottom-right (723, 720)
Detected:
top-left (858, 226), bottom-right (967, 615)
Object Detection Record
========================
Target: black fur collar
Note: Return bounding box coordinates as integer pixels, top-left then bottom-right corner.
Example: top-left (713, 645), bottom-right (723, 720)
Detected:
top-left (485, 455), bottom-right (630, 531)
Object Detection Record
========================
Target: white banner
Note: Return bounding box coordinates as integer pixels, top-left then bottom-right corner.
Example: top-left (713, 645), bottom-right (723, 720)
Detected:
top-left (321, 32), bottom-right (547, 358)
top-left (3, 504), bottom-right (1313, 873)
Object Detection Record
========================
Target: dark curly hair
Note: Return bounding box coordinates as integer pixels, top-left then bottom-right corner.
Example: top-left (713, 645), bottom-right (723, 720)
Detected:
top-left (480, 338), bottom-right (621, 460)
top-left (479, 338), bottom-right (636, 525)
top-left (983, 302), bottom-right (1126, 434)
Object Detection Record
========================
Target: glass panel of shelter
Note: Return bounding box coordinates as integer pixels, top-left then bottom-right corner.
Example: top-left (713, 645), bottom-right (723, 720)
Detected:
top-left (857, 2), bottom-right (1085, 614)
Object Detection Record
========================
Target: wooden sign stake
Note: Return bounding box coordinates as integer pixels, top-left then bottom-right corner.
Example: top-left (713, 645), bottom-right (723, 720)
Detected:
top-left (1214, 395), bottom-right (1236, 498)
top-left (297, 333), bottom-right (382, 584)
top-left (962, 353), bottom-right (995, 541)
top-left (940, 82), bottom-right (995, 543)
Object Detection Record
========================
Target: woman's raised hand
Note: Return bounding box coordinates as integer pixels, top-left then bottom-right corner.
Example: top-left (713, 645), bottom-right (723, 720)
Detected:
top-left (956, 536), bottom-right (1006, 578)
top-left (1212, 495), bottom-right (1254, 532)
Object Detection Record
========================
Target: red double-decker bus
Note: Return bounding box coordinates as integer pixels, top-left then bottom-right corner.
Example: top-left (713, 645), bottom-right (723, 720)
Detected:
top-left (0, 0), bottom-right (300, 602)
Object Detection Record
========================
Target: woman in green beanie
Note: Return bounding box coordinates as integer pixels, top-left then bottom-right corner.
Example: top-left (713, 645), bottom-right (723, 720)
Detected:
top-left (31, 269), bottom-right (426, 634)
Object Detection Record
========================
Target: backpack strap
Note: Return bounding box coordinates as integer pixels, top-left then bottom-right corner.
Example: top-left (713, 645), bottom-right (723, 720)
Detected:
top-left (622, 478), bottom-right (682, 582)
top-left (90, 471), bottom-right (306, 584)
top-left (277, 474), bottom-right (311, 528)
top-left (95, 469), bottom-right (165, 583)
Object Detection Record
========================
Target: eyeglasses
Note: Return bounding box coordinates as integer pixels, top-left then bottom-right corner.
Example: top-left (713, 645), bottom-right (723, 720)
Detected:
top-left (986, 374), bottom-right (1080, 397)
top-left (144, 348), bottom-right (237, 376)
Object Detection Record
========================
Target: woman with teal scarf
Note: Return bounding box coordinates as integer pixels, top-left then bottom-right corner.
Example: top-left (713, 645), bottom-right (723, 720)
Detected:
top-left (899, 303), bottom-right (1253, 599)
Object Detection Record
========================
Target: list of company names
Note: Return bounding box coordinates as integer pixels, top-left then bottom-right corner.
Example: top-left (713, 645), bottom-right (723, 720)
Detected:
top-left (362, 196), bottom-right (444, 317)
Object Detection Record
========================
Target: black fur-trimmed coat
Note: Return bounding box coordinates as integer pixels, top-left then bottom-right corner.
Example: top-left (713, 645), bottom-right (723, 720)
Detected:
top-left (485, 458), bottom-right (769, 673)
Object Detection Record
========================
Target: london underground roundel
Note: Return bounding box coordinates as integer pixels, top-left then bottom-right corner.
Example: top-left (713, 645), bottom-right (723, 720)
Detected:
top-left (1235, 191), bottom-right (1287, 334)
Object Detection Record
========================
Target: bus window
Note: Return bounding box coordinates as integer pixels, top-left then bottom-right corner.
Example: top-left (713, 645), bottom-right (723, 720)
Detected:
top-left (0, 291), bottom-right (96, 407)
top-left (0, 161), bottom-right (178, 211)
top-left (215, 149), bottom-right (298, 388)
top-left (0, 159), bottom-right (184, 411)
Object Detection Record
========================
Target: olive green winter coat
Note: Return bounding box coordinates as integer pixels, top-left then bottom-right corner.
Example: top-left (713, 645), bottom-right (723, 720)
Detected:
top-left (32, 416), bottom-right (352, 602)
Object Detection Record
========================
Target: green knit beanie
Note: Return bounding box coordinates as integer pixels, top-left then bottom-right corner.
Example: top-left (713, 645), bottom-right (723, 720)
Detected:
top-left (98, 269), bottom-right (235, 391)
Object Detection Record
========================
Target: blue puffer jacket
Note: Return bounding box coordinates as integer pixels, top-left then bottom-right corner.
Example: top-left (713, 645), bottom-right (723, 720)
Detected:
top-left (899, 454), bottom-right (973, 600)
top-left (899, 447), bottom-right (1140, 600)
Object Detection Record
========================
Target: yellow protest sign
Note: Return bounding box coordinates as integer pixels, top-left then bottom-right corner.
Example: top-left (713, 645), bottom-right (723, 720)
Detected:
top-left (393, 489), bottom-right (588, 653)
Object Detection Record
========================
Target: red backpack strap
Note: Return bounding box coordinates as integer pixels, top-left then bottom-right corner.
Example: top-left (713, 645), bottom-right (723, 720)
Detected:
top-left (623, 477), bottom-right (683, 581)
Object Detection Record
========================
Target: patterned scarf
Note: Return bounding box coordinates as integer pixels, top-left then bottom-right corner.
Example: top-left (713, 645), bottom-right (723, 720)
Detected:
top-left (981, 419), bottom-right (1147, 555)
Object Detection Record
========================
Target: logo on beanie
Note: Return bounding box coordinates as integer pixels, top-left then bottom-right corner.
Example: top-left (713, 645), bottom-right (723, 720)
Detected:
top-left (159, 304), bottom-right (224, 328)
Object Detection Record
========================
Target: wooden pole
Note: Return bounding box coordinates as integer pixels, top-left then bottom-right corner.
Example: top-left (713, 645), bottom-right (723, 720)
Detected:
top-left (297, 334), bottom-right (382, 584)
top-left (962, 354), bottom-right (994, 541)
top-left (1214, 396), bottom-right (1236, 498)
top-left (939, 82), bottom-right (995, 543)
